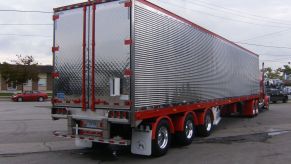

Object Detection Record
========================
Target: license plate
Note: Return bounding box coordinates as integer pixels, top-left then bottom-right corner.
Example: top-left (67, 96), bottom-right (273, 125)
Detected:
top-left (85, 120), bottom-right (98, 128)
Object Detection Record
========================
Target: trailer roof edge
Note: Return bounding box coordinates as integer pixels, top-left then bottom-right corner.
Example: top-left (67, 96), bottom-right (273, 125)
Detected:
top-left (53, 0), bottom-right (259, 57)
top-left (53, 0), bottom-right (119, 12)
top-left (139, 0), bottom-right (259, 57)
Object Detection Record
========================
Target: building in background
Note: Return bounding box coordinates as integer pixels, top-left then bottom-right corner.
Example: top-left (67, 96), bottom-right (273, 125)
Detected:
top-left (0, 65), bottom-right (53, 93)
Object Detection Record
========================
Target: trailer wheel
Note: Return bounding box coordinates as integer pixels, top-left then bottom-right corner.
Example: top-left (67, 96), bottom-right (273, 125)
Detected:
top-left (176, 114), bottom-right (195, 146)
top-left (152, 119), bottom-right (171, 157)
top-left (197, 110), bottom-right (213, 137)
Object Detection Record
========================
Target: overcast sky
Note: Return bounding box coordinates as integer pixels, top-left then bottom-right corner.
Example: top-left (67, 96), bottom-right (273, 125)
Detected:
top-left (0, 0), bottom-right (290, 69)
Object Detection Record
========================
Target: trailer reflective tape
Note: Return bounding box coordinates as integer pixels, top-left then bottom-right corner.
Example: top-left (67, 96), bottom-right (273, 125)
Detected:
top-left (52, 72), bottom-right (59, 79)
top-left (124, 39), bottom-right (132, 45)
top-left (124, 1), bottom-right (132, 7)
top-left (52, 15), bottom-right (59, 21)
top-left (91, 4), bottom-right (96, 111)
top-left (53, 131), bottom-right (130, 145)
top-left (123, 68), bottom-right (132, 77)
top-left (82, 6), bottom-right (87, 111)
top-left (54, 1), bottom-right (108, 12)
top-left (119, 141), bottom-right (126, 144)
top-left (73, 99), bottom-right (81, 104)
top-left (52, 46), bottom-right (59, 53)
top-left (135, 95), bottom-right (260, 120)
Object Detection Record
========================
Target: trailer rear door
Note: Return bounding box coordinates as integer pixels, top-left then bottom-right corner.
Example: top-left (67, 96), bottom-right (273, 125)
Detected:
top-left (53, 1), bottom-right (131, 111)
top-left (90, 1), bottom-right (131, 111)
top-left (53, 6), bottom-right (89, 108)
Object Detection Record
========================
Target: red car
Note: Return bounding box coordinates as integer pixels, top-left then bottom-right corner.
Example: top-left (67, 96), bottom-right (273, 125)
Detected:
top-left (11, 91), bottom-right (48, 102)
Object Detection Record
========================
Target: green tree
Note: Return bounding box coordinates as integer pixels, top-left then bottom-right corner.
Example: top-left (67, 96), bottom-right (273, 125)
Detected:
top-left (281, 65), bottom-right (291, 75)
top-left (264, 67), bottom-right (282, 79)
top-left (0, 55), bottom-right (39, 92)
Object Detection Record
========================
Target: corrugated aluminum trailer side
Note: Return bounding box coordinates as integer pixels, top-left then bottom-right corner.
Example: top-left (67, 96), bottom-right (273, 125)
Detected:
top-left (132, 0), bottom-right (259, 111)
top-left (51, 0), bottom-right (266, 157)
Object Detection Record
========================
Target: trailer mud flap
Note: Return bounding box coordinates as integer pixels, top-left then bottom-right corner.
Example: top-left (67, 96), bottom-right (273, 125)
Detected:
top-left (212, 107), bottom-right (221, 125)
top-left (75, 138), bottom-right (92, 148)
top-left (131, 129), bottom-right (152, 156)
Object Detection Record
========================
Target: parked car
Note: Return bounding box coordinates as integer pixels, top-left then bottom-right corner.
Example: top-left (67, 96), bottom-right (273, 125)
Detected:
top-left (285, 86), bottom-right (291, 95)
top-left (11, 91), bottom-right (48, 102)
top-left (267, 88), bottom-right (288, 103)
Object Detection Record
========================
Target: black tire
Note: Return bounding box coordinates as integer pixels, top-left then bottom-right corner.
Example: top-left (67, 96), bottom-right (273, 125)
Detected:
top-left (152, 119), bottom-right (171, 157)
top-left (283, 99), bottom-right (287, 103)
top-left (197, 110), bottom-right (213, 137)
top-left (92, 142), bottom-right (108, 150)
top-left (38, 97), bottom-right (44, 102)
top-left (17, 97), bottom-right (23, 102)
top-left (272, 101), bottom-right (277, 103)
top-left (176, 114), bottom-right (195, 146)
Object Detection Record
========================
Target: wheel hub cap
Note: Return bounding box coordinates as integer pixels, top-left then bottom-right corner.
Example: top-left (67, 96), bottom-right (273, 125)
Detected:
top-left (158, 127), bottom-right (168, 149)
top-left (205, 115), bottom-right (212, 131)
top-left (185, 120), bottom-right (194, 139)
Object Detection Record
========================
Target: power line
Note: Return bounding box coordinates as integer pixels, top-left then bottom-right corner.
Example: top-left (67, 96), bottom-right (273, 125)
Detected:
top-left (0, 23), bottom-right (53, 26)
top-left (0, 34), bottom-right (51, 38)
top-left (158, 1), bottom-right (291, 28)
top-left (236, 42), bottom-right (291, 50)
top-left (0, 9), bottom-right (52, 14)
top-left (260, 54), bottom-right (291, 57)
top-left (192, 0), bottom-right (291, 24)
top-left (238, 28), bottom-right (291, 42)
top-left (182, 0), bottom-right (291, 27)
top-left (262, 60), bottom-right (291, 63)
top-left (261, 57), bottom-right (291, 60)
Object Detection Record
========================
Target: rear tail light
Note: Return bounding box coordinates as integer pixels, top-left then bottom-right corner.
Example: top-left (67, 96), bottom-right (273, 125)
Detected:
top-left (124, 100), bottom-right (132, 106)
top-left (108, 111), bottom-right (129, 119)
top-left (73, 99), bottom-right (81, 104)
top-left (78, 130), bottom-right (103, 137)
top-left (116, 111), bottom-right (121, 118)
top-left (122, 112), bottom-right (128, 119)
top-left (94, 99), bottom-right (109, 105)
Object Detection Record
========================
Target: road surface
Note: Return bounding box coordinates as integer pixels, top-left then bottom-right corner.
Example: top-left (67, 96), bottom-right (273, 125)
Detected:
top-left (0, 101), bottom-right (291, 164)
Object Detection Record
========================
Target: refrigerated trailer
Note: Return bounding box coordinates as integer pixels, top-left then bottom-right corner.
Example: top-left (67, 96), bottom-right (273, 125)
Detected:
top-left (51, 0), bottom-right (269, 156)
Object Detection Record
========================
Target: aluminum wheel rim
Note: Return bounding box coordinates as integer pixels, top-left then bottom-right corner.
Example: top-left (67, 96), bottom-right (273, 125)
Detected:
top-left (205, 115), bottom-right (212, 131)
top-left (158, 126), bottom-right (169, 149)
top-left (39, 97), bottom-right (43, 101)
top-left (185, 120), bottom-right (194, 139)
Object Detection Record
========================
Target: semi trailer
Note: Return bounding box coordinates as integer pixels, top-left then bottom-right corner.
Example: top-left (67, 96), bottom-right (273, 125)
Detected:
top-left (51, 0), bottom-right (269, 156)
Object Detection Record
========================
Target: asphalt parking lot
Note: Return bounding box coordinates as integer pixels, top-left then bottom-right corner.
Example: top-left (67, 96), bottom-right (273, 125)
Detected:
top-left (0, 101), bottom-right (291, 164)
